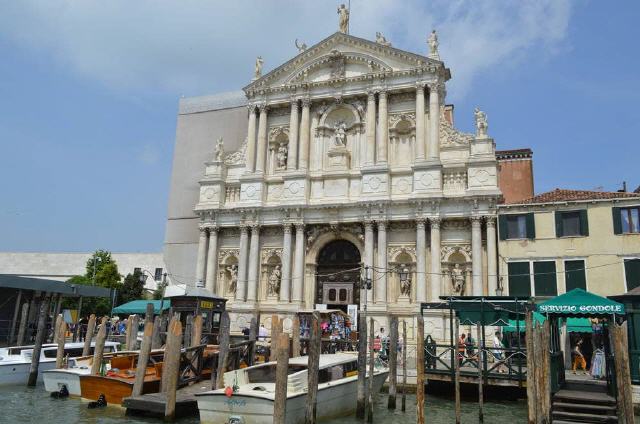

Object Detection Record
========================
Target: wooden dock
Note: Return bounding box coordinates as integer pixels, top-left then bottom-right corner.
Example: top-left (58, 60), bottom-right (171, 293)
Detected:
top-left (123, 383), bottom-right (211, 418)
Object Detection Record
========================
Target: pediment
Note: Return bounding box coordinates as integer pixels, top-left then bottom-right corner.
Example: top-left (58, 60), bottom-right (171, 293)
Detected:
top-left (244, 32), bottom-right (446, 93)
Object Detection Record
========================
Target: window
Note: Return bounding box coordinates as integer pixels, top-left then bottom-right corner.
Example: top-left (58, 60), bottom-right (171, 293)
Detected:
top-left (339, 289), bottom-right (347, 302)
top-left (154, 267), bottom-right (163, 281)
top-left (565, 260), bottom-right (587, 291)
top-left (499, 213), bottom-right (536, 240)
top-left (534, 261), bottom-right (558, 297)
top-left (508, 260), bottom-right (558, 297)
top-left (613, 207), bottom-right (640, 234)
top-left (555, 210), bottom-right (589, 237)
top-left (624, 258), bottom-right (640, 291)
top-left (508, 262), bottom-right (531, 297)
top-left (328, 289), bottom-right (336, 302)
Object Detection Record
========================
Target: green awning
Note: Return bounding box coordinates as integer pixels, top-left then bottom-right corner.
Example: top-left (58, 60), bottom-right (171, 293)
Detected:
top-left (537, 288), bottom-right (625, 316)
top-left (112, 300), bottom-right (170, 315)
top-left (503, 313), bottom-right (593, 333)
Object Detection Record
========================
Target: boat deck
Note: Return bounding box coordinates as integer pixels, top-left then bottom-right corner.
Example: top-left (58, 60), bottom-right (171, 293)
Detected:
top-left (124, 383), bottom-right (211, 418)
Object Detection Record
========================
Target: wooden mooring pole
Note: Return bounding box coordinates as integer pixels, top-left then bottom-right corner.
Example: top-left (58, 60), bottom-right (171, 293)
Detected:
top-left (152, 315), bottom-right (163, 349)
top-left (273, 333), bottom-right (290, 424)
top-left (145, 302), bottom-right (154, 324)
top-left (270, 315), bottom-right (280, 362)
top-left (82, 314), bottom-right (96, 356)
top-left (55, 314), bottom-right (67, 369)
top-left (525, 311), bottom-right (536, 424)
top-left (402, 320), bottom-right (407, 412)
top-left (90, 317), bottom-right (108, 375)
top-left (305, 311), bottom-right (320, 424)
top-left (27, 293), bottom-right (51, 386)
top-left (248, 316), bottom-right (258, 366)
top-left (612, 322), bottom-right (635, 424)
top-left (454, 317), bottom-right (461, 424)
top-left (127, 314), bottom-right (140, 350)
top-left (16, 301), bottom-right (29, 346)
top-left (388, 316), bottom-right (398, 409)
top-left (291, 315), bottom-right (301, 358)
top-left (477, 322), bottom-right (484, 423)
top-left (366, 317), bottom-right (374, 423)
top-left (356, 313), bottom-right (367, 418)
top-left (215, 311), bottom-right (230, 389)
top-left (163, 315), bottom-right (183, 421)
top-left (132, 320), bottom-right (154, 397)
top-left (416, 313), bottom-right (425, 424)
top-left (191, 314), bottom-right (203, 347)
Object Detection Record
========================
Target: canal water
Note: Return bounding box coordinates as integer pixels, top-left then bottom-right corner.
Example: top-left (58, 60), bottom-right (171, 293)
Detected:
top-left (0, 385), bottom-right (527, 424)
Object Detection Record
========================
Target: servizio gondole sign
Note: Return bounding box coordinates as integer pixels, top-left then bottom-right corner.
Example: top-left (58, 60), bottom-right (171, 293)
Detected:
top-left (538, 304), bottom-right (624, 314)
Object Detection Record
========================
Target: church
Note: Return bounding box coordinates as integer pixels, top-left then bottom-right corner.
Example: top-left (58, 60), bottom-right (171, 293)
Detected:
top-left (164, 13), bottom-right (502, 339)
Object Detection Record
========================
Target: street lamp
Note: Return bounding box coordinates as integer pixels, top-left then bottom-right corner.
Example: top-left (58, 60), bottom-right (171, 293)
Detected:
top-left (91, 256), bottom-right (102, 285)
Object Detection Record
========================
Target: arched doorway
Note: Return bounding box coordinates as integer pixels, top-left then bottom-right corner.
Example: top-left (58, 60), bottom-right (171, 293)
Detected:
top-left (315, 240), bottom-right (361, 312)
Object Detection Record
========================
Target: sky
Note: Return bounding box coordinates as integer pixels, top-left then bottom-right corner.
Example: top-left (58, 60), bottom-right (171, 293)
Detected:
top-left (0, 1), bottom-right (639, 253)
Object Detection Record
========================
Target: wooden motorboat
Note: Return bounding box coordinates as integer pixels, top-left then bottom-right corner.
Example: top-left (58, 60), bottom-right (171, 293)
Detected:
top-left (195, 353), bottom-right (389, 424)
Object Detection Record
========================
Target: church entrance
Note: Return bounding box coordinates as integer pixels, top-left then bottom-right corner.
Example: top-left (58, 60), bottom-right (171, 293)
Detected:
top-left (315, 240), bottom-right (361, 313)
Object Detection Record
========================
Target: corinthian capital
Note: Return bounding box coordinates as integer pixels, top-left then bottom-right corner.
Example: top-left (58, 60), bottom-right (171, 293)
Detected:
top-left (258, 102), bottom-right (269, 113)
top-left (470, 216), bottom-right (483, 227)
top-left (301, 97), bottom-right (311, 108)
top-left (429, 217), bottom-right (441, 229)
top-left (485, 216), bottom-right (496, 227)
top-left (247, 104), bottom-right (258, 114)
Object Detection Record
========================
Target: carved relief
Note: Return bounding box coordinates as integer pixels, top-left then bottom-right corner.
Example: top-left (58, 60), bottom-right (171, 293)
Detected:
top-left (223, 138), bottom-right (247, 165)
top-left (261, 248), bottom-right (283, 263)
top-left (306, 224), bottom-right (364, 250)
top-left (443, 171), bottom-right (467, 193)
top-left (440, 244), bottom-right (472, 262)
top-left (440, 115), bottom-right (474, 146)
top-left (329, 50), bottom-right (346, 79)
top-left (387, 245), bottom-right (417, 261)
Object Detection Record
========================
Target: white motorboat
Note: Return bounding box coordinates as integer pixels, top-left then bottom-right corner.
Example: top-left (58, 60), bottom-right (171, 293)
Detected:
top-left (196, 353), bottom-right (389, 424)
top-left (0, 341), bottom-right (120, 386)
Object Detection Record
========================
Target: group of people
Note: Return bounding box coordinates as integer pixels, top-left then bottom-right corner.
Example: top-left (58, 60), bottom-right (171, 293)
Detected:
top-left (454, 330), bottom-right (509, 373)
top-left (71, 315), bottom-right (135, 342)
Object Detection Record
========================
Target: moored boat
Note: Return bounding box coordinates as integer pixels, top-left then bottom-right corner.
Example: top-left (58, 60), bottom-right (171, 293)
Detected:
top-left (195, 353), bottom-right (389, 424)
top-left (0, 341), bottom-right (120, 386)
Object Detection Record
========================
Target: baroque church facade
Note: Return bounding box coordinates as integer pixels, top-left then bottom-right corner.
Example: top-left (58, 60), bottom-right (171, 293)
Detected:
top-left (187, 24), bottom-right (501, 338)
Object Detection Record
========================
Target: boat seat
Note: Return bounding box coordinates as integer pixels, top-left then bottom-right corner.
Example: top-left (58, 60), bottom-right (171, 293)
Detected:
top-left (111, 355), bottom-right (134, 370)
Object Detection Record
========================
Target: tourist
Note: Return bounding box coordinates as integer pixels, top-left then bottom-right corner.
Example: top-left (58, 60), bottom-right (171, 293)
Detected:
top-left (572, 338), bottom-right (587, 374)
top-left (493, 331), bottom-right (507, 373)
top-left (425, 335), bottom-right (437, 370)
top-left (458, 333), bottom-right (466, 366)
top-left (466, 332), bottom-right (475, 357)
top-left (258, 323), bottom-right (268, 341)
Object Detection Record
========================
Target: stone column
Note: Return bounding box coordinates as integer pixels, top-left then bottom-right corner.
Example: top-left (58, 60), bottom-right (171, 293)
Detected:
top-left (287, 99), bottom-right (299, 170)
top-left (292, 223), bottom-right (305, 303)
top-left (429, 218), bottom-right (441, 300)
top-left (195, 227), bottom-right (208, 285)
top-left (376, 221), bottom-right (387, 303)
top-left (486, 217), bottom-right (498, 295)
top-left (427, 82), bottom-right (440, 160)
top-left (246, 224), bottom-right (261, 302)
top-left (205, 227), bottom-right (219, 294)
top-left (255, 104), bottom-right (269, 173)
top-left (236, 225), bottom-right (249, 301)
top-left (298, 98), bottom-right (311, 171)
top-left (415, 83), bottom-right (426, 161)
top-left (377, 90), bottom-right (388, 164)
top-left (416, 219), bottom-right (427, 302)
top-left (365, 91), bottom-right (376, 165)
top-left (364, 221), bottom-right (375, 304)
top-left (471, 216), bottom-right (483, 296)
top-left (245, 105), bottom-right (257, 173)
top-left (280, 223), bottom-right (293, 302)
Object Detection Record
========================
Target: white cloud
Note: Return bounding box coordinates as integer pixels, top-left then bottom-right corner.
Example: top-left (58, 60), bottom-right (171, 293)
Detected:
top-left (0, 0), bottom-right (572, 101)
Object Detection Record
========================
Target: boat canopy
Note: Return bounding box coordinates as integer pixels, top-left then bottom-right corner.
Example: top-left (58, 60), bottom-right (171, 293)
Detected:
top-left (502, 311), bottom-right (593, 333)
top-left (112, 300), bottom-right (170, 315)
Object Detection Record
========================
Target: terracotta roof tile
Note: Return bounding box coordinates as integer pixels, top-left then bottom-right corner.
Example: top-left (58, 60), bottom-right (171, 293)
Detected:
top-left (512, 188), bottom-right (640, 205)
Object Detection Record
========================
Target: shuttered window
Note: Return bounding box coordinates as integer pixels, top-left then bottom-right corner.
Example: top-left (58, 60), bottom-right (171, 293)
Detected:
top-left (555, 210), bottom-right (589, 237)
top-left (625, 259), bottom-right (640, 291)
top-left (499, 213), bottom-right (536, 240)
top-left (508, 262), bottom-right (531, 297)
top-left (565, 260), bottom-right (587, 291)
top-left (534, 261), bottom-right (558, 297)
top-left (615, 207), bottom-right (640, 234)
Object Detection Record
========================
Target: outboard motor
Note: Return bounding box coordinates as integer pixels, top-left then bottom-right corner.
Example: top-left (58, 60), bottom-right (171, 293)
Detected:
top-left (50, 385), bottom-right (69, 398)
top-left (88, 394), bottom-right (107, 409)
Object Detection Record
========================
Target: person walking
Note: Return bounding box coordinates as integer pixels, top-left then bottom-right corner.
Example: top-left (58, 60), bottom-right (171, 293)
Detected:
top-left (572, 339), bottom-right (587, 374)
top-left (493, 331), bottom-right (507, 373)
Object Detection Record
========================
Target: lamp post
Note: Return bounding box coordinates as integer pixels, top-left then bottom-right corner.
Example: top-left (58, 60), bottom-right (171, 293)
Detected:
top-left (91, 256), bottom-right (102, 285)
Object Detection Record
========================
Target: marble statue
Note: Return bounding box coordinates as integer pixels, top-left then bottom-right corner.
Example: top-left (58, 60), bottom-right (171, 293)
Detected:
top-left (276, 144), bottom-right (288, 169)
top-left (214, 137), bottom-right (224, 162)
top-left (254, 56), bottom-right (264, 79)
top-left (337, 4), bottom-right (349, 34)
top-left (428, 30), bottom-right (439, 59)
top-left (451, 263), bottom-right (465, 295)
top-left (334, 121), bottom-right (347, 146)
top-left (228, 264), bottom-right (238, 293)
top-left (474, 107), bottom-right (488, 138)
top-left (375, 32), bottom-right (391, 46)
top-left (295, 39), bottom-right (307, 53)
top-left (400, 267), bottom-right (412, 296)
top-left (268, 265), bottom-right (281, 296)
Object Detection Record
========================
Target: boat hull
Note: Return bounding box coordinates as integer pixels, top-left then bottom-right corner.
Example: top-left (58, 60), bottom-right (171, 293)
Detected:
top-left (197, 371), bottom-right (389, 424)
top-left (43, 369), bottom-right (87, 396)
top-left (0, 361), bottom-right (56, 385)
top-left (80, 374), bottom-right (160, 405)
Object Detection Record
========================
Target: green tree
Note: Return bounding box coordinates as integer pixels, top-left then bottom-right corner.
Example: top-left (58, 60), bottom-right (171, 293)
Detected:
top-left (120, 269), bottom-right (145, 304)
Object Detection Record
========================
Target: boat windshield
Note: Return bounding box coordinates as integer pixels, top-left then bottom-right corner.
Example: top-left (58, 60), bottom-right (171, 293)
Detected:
top-left (246, 364), bottom-right (307, 383)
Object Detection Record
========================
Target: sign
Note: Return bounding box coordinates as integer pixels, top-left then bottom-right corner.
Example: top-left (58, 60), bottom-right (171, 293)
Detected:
top-left (315, 304), bottom-right (328, 311)
top-left (200, 300), bottom-right (214, 309)
top-left (347, 304), bottom-right (358, 330)
top-left (538, 304), bottom-right (624, 314)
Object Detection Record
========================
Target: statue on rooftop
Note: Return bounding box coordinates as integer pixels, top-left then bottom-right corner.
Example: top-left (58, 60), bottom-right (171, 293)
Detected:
top-left (474, 107), bottom-right (488, 138)
top-left (337, 4), bottom-right (349, 34)
top-left (295, 39), bottom-right (307, 53)
top-left (375, 32), bottom-right (391, 46)
top-left (428, 30), bottom-right (440, 59)
top-left (214, 137), bottom-right (224, 162)
top-left (254, 56), bottom-right (264, 79)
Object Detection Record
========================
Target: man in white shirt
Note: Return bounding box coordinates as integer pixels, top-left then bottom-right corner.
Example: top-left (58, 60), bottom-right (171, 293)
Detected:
top-left (258, 324), bottom-right (268, 341)
top-left (493, 331), bottom-right (507, 373)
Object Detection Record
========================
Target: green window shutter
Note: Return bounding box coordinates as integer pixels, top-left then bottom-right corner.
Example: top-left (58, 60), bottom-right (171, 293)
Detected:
top-left (612, 207), bottom-right (622, 235)
top-left (579, 209), bottom-right (589, 236)
top-left (498, 215), bottom-right (508, 240)
top-left (555, 211), bottom-right (563, 238)
top-left (565, 260), bottom-right (586, 291)
top-left (625, 259), bottom-right (640, 291)
top-left (533, 261), bottom-right (558, 297)
top-left (508, 262), bottom-right (531, 297)
top-left (526, 213), bottom-right (536, 239)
